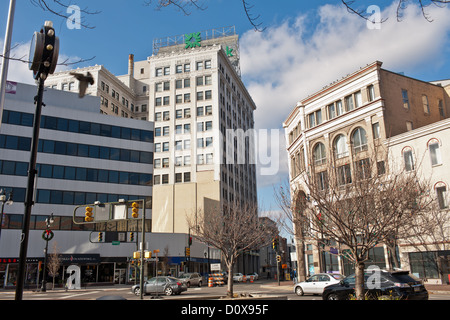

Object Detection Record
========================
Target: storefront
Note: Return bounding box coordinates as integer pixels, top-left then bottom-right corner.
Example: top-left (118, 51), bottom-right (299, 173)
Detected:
top-left (0, 254), bottom-right (133, 288)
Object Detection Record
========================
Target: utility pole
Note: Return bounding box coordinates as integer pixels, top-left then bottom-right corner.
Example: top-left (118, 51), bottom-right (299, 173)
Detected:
top-left (0, 0), bottom-right (16, 128)
top-left (15, 21), bottom-right (59, 301)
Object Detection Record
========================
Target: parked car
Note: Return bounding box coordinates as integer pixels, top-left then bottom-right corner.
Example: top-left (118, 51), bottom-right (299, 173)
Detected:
top-left (131, 276), bottom-right (187, 296)
top-left (178, 272), bottom-right (203, 287)
top-left (322, 270), bottom-right (428, 300)
top-left (294, 273), bottom-right (344, 296)
top-left (246, 272), bottom-right (259, 281)
top-left (233, 273), bottom-right (244, 282)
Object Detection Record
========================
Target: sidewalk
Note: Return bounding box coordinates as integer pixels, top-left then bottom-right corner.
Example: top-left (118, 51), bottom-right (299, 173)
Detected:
top-left (260, 279), bottom-right (450, 294)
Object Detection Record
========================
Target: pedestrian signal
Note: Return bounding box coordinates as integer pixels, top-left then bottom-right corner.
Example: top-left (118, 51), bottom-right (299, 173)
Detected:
top-left (98, 232), bottom-right (103, 242)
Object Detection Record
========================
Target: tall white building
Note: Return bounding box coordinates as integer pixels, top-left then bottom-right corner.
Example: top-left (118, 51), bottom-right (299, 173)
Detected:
top-left (45, 27), bottom-right (259, 274)
top-left (149, 28), bottom-right (257, 234)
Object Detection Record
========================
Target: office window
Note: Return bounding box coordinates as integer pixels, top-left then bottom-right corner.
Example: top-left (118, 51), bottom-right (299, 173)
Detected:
top-left (352, 127), bottom-right (368, 153)
top-left (355, 158), bottom-right (371, 180)
top-left (184, 140), bottom-right (191, 150)
top-left (175, 140), bottom-right (182, 151)
top-left (176, 65), bottom-right (183, 73)
top-left (429, 140), bottom-right (442, 166)
top-left (163, 126), bottom-right (169, 136)
top-left (162, 174), bottom-right (169, 184)
top-left (154, 175), bottom-right (161, 185)
top-left (205, 60), bottom-right (211, 69)
top-left (406, 121), bottom-right (413, 131)
top-left (354, 91), bottom-right (362, 108)
top-left (313, 143), bottom-right (326, 165)
top-left (184, 124), bottom-right (191, 134)
top-left (162, 158), bottom-right (169, 168)
top-left (337, 164), bottom-right (352, 186)
top-left (436, 186), bottom-right (448, 209)
top-left (196, 61), bottom-right (203, 71)
top-left (154, 143), bottom-right (161, 153)
top-left (403, 149), bottom-right (415, 171)
top-left (422, 95), bottom-right (430, 114)
top-left (184, 155), bottom-right (191, 166)
top-left (402, 89), bottom-right (410, 109)
top-left (438, 99), bottom-right (445, 118)
top-left (164, 67), bottom-right (170, 75)
top-left (155, 68), bottom-right (162, 77)
top-left (184, 64), bottom-right (190, 73)
top-left (345, 95), bottom-right (354, 111)
top-left (175, 173), bottom-right (183, 183)
top-left (367, 85), bottom-right (375, 102)
top-left (316, 171), bottom-right (328, 190)
top-left (197, 154), bottom-right (204, 165)
top-left (162, 142), bottom-right (169, 152)
top-left (205, 121), bottom-right (213, 131)
top-left (334, 135), bottom-right (348, 159)
top-left (184, 172), bottom-right (191, 182)
top-left (372, 122), bottom-right (380, 139)
top-left (328, 103), bottom-right (336, 119)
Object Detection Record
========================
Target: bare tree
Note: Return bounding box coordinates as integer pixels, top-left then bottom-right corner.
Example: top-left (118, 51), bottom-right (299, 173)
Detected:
top-left (145, 0), bottom-right (267, 31)
top-left (187, 202), bottom-right (277, 298)
top-left (292, 148), bottom-right (435, 300)
top-left (341, 0), bottom-right (450, 22)
top-left (273, 180), bottom-right (307, 282)
top-left (47, 242), bottom-right (62, 290)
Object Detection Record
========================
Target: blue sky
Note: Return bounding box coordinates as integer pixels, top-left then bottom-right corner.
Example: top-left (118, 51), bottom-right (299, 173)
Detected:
top-left (2, 0), bottom-right (450, 234)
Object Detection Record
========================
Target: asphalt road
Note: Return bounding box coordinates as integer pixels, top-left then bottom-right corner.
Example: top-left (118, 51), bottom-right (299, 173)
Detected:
top-left (0, 281), bottom-right (448, 301)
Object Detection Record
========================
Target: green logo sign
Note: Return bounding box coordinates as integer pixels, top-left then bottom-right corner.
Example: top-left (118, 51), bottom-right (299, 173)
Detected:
top-left (185, 32), bottom-right (201, 49)
top-left (226, 46), bottom-right (234, 57)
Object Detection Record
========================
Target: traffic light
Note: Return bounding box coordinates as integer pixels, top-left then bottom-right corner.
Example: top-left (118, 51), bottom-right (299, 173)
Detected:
top-left (129, 232), bottom-right (134, 242)
top-left (189, 236), bottom-right (192, 246)
top-left (272, 237), bottom-right (278, 251)
top-left (98, 232), bottom-right (103, 242)
top-left (85, 206), bottom-right (94, 222)
top-left (131, 202), bottom-right (139, 218)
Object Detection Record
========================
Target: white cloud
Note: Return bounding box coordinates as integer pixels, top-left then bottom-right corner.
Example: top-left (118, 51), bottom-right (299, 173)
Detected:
top-left (0, 40), bottom-right (84, 85)
top-left (0, 40), bottom-right (35, 84)
top-left (241, 2), bottom-right (450, 189)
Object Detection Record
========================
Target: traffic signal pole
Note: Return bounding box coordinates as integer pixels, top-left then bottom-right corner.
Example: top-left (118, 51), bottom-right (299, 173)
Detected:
top-left (140, 199), bottom-right (145, 300)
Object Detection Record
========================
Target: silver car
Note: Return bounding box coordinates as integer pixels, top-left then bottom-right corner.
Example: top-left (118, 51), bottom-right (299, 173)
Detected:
top-left (178, 272), bottom-right (203, 287)
top-left (131, 276), bottom-right (187, 296)
top-left (294, 273), bottom-right (344, 296)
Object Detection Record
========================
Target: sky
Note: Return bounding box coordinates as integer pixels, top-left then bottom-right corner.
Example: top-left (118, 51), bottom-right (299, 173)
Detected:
top-left (1, 0), bottom-right (450, 235)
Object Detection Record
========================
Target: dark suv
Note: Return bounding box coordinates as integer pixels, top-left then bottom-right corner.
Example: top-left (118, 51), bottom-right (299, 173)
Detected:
top-left (322, 270), bottom-right (428, 300)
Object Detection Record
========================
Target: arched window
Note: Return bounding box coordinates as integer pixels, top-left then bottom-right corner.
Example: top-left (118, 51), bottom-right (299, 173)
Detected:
top-left (428, 139), bottom-right (442, 166)
top-left (334, 134), bottom-right (348, 159)
top-left (313, 143), bottom-right (326, 165)
top-left (435, 182), bottom-right (448, 209)
top-left (402, 147), bottom-right (415, 172)
top-left (352, 127), bottom-right (368, 153)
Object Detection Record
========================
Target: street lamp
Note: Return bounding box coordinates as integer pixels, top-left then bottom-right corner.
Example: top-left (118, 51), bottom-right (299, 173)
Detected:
top-left (15, 21), bottom-right (59, 301)
top-left (41, 213), bottom-right (54, 292)
top-left (0, 189), bottom-right (13, 239)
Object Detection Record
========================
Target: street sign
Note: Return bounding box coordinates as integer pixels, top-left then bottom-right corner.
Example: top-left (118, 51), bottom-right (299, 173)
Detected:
top-left (112, 241), bottom-right (120, 246)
